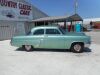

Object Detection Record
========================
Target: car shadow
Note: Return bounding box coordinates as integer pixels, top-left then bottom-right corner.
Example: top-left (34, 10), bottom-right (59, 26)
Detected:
top-left (84, 47), bottom-right (92, 52)
top-left (15, 47), bottom-right (71, 52)
top-left (15, 47), bottom-right (92, 53)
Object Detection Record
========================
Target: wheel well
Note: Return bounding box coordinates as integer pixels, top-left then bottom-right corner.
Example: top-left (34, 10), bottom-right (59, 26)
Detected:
top-left (71, 42), bottom-right (84, 48)
top-left (22, 45), bottom-right (25, 48)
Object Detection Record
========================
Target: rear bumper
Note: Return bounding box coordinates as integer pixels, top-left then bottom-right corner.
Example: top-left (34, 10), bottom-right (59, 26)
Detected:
top-left (10, 41), bottom-right (14, 46)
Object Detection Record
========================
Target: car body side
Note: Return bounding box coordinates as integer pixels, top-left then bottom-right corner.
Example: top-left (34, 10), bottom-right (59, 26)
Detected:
top-left (11, 26), bottom-right (91, 49)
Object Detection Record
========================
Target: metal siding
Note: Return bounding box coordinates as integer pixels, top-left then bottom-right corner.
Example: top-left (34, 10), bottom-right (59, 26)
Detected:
top-left (0, 21), bottom-right (15, 40)
top-left (0, 21), bottom-right (25, 40)
top-left (24, 22), bottom-right (35, 34)
top-left (15, 22), bottom-right (25, 36)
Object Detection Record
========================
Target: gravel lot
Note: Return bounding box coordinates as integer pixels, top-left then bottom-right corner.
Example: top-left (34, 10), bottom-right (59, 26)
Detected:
top-left (86, 31), bottom-right (100, 44)
top-left (0, 32), bottom-right (100, 75)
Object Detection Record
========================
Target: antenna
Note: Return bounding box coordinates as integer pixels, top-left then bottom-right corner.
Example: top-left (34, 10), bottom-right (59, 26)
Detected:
top-left (75, 0), bottom-right (78, 14)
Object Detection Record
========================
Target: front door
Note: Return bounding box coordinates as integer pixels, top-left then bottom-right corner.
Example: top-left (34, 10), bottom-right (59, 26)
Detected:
top-left (43, 29), bottom-right (66, 49)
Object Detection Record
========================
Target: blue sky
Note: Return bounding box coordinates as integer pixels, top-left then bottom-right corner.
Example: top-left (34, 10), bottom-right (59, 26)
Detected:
top-left (28, 0), bottom-right (100, 18)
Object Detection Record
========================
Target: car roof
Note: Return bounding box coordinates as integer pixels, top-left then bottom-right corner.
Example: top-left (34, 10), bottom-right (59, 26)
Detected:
top-left (35, 26), bottom-right (58, 28)
top-left (31, 26), bottom-right (59, 32)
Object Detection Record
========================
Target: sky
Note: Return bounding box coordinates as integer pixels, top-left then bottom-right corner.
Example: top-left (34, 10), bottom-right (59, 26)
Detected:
top-left (28, 0), bottom-right (100, 19)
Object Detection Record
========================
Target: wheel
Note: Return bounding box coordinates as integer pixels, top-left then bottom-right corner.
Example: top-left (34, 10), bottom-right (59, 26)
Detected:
top-left (71, 43), bottom-right (84, 53)
top-left (24, 45), bottom-right (33, 52)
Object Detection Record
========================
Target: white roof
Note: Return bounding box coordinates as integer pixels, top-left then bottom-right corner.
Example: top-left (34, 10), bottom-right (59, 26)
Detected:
top-left (84, 18), bottom-right (100, 22)
top-left (32, 16), bottom-right (69, 22)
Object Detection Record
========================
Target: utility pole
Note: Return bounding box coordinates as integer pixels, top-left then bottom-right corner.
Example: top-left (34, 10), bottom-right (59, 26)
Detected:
top-left (74, 0), bottom-right (78, 32)
top-left (75, 0), bottom-right (78, 14)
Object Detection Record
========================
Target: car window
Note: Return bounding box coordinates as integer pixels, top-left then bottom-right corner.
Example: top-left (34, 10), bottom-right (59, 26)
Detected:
top-left (59, 27), bottom-right (66, 34)
top-left (33, 29), bottom-right (44, 35)
top-left (46, 29), bottom-right (60, 35)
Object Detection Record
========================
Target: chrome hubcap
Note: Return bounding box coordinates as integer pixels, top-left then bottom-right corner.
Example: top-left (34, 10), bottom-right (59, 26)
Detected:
top-left (25, 45), bottom-right (31, 51)
top-left (74, 44), bottom-right (81, 52)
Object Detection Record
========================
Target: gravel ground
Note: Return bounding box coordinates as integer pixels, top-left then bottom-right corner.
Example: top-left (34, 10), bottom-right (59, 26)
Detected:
top-left (0, 32), bottom-right (100, 75)
top-left (86, 31), bottom-right (100, 44)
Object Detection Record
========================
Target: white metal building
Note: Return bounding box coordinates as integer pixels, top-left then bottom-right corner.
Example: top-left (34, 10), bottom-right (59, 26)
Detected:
top-left (0, 0), bottom-right (48, 40)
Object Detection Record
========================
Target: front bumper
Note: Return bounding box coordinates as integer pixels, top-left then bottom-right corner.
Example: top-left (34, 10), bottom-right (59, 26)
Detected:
top-left (84, 44), bottom-right (91, 48)
top-left (84, 40), bottom-right (91, 48)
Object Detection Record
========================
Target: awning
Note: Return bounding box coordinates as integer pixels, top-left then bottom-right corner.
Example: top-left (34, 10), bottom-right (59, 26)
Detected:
top-left (32, 14), bottom-right (83, 22)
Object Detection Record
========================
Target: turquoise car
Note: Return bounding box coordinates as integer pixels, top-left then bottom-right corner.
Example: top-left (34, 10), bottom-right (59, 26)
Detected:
top-left (11, 26), bottom-right (91, 53)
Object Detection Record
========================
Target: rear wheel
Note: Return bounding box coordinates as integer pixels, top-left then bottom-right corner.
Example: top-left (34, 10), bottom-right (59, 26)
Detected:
top-left (24, 45), bottom-right (33, 52)
top-left (71, 43), bottom-right (84, 53)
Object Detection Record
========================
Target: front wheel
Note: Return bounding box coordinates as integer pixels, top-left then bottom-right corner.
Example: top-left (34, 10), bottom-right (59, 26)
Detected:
top-left (71, 43), bottom-right (84, 53)
top-left (24, 45), bottom-right (33, 52)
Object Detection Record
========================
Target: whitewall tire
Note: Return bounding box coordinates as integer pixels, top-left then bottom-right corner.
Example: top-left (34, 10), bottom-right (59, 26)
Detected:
top-left (71, 43), bottom-right (84, 53)
top-left (24, 45), bottom-right (33, 52)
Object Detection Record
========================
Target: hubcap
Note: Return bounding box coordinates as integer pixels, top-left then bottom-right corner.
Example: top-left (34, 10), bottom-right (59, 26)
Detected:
top-left (25, 45), bottom-right (31, 51)
top-left (74, 44), bottom-right (81, 52)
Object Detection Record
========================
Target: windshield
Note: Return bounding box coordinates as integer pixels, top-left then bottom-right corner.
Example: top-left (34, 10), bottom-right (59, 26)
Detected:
top-left (59, 27), bottom-right (66, 34)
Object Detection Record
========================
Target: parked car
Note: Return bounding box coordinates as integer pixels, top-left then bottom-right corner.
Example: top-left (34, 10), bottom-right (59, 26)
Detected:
top-left (11, 26), bottom-right (91, 53)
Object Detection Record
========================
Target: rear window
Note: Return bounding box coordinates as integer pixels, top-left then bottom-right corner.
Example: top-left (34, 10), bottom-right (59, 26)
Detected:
top-left (33, 29), bottom-right (44, 35)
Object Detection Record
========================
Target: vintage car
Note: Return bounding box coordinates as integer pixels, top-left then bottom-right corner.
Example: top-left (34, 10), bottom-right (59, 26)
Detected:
top-left (11, 26), bottom-right (91, 53)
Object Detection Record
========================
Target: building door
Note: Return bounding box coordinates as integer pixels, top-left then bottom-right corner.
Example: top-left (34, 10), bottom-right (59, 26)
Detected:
top-left (0, 21), bottom-right (16, 40)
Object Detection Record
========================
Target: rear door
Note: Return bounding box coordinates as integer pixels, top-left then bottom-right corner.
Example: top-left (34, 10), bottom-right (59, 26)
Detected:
top-left (32, 29), bottom-right (45, 48)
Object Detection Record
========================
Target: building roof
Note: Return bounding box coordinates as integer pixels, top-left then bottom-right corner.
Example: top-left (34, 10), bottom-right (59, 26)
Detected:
top-left (84, 18), bottom-right (100, 22)
top-left (32, 14), bottom-right (83, 22)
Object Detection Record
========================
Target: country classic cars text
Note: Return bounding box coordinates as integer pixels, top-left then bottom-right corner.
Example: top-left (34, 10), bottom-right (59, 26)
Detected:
top-left (0, 0), bottom-right (32, 15)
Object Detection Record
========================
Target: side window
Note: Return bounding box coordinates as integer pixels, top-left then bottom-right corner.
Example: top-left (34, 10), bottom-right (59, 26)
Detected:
top-left (33, 29), bottom-right (44, 35)
top-left (46, 29), bottom-right (60, 34)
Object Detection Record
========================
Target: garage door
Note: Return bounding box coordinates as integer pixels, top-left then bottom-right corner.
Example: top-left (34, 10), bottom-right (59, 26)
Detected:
top-left (0, 21), bottom-right (16, 40)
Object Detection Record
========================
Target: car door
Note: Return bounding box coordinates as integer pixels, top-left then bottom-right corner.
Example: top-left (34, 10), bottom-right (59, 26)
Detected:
top-left (43, 29), bottom-right (66, 49)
